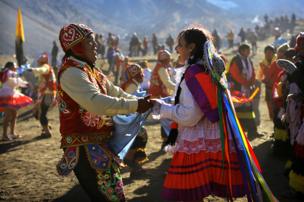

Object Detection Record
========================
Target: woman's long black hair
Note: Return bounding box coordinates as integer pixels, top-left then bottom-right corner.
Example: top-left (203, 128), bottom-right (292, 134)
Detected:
top-left (3, 61), bottom-right (15, 71)
top-left (165, 27), bottom-right (214, 146)
top-left (178, 27), bottom-right (213, 65)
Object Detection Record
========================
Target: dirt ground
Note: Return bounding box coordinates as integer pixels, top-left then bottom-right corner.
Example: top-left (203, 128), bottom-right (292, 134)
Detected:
top-left (0, 89), bottom-right (302, 202)
top-left (1, 22), bottom-right (304, 202)
top-left (0, 76), bottom-right (302, 202)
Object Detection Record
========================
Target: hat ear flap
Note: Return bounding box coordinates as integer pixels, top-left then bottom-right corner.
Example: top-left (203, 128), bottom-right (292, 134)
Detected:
top-left (70, 42), bottom-right (85, 55)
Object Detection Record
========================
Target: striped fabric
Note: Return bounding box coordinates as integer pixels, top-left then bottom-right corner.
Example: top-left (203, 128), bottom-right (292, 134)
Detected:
top-left (162, 151), bottom-right (246, 201)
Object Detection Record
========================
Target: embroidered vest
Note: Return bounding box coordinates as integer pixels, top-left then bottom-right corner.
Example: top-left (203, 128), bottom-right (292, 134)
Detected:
top-left (148, 63), bottom-right (169, 98)
top-left (57, 57), bottom-right (113, 141)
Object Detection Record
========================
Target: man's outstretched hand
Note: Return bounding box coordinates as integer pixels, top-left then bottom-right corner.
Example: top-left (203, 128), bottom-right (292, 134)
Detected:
top-left (137, 95), bottom-right (154, 113)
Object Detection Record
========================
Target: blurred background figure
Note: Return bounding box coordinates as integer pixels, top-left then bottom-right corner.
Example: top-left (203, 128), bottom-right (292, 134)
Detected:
top-left (0, 62), bottom-right (32, 141)
top-left (257, 45), bottom-right (276, 120)
top-left (226, 30), bottom-right (234, 49)
top-left (166, 34), bottom-right (174, 53)
top-left (51, 41), bottom-right (58, 75)
top-left (139, 60), bottom-right (151, 92)
top-left (228, 43), bottom-right (258, 139)
top-left (149, 49), bottom-right (175, 99)
top-left (212, 29), bottom-right (221, 51)
top-left (152, 33), bottom-right (159, 55)
top-left (29, 53), bottom-right (56, 138)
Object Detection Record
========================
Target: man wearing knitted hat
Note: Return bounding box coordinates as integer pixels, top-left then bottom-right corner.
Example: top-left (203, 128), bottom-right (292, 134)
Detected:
top-left (149, 49), bottom-right (175, 98)
top-left (56, 23), bottom-right (153, 202)
top-left (121, 63), bottom-right (144, 93)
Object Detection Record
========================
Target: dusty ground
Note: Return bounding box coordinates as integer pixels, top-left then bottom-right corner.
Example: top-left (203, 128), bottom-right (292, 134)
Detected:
top-left (1, 93), bottom-right (300, 202)
top-left (1, 22), bottom-right (304, 202)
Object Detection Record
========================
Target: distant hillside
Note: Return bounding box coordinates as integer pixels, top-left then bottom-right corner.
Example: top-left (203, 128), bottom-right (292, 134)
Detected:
top-left (0, 0), bottom-right (303, 57)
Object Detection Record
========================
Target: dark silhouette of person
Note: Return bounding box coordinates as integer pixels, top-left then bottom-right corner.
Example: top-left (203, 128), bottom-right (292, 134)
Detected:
top-left (51, 41), bottom-right (58, 68)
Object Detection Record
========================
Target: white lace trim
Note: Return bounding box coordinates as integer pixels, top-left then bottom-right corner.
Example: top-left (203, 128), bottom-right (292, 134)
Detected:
top-left (164, 118), bottom-right (242, 154)
top-left (173, 137), bottom-right (239, 154)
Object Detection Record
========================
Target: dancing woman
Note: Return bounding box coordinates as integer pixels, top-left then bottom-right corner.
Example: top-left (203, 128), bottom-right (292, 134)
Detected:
top-left (154, 27), bottom-right (276, 202)
top-left (0, 62), bottom-right (32, 140)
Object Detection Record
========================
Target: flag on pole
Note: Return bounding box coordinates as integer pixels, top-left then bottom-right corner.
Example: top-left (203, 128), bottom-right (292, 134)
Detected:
top-left (15, 7), bottom-right (26, 67)
top-left (16, 8), bottom-right (25, 42)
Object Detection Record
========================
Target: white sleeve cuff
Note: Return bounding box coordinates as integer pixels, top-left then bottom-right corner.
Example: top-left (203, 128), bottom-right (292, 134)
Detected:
top-left (160, 103), bottom-right (173, 119)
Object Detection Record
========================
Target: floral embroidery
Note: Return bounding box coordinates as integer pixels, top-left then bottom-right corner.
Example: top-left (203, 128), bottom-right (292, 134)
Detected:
top-left (96, 163), bottom-right (125, 202)
top-left (81, 112), bottom-right (93, 127)
top-left (81, 111), bottom-right (102, 128)
top-left (80, 110), bottom-right (111, 129)
top-left (56, 147), bottom-right (79, 176)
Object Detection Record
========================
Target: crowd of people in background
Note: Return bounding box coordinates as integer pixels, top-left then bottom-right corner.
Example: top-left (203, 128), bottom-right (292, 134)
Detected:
top-left (0, 12), bottom-right (303, 201)
top-left (212, 13), bottom-right (298, 53)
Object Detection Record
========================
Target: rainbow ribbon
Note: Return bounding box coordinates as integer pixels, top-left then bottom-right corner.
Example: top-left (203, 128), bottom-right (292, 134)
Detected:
top-left (214, 73), bottom-right (277, 201)
top-left (202, 40), bottom-right (276, 201)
